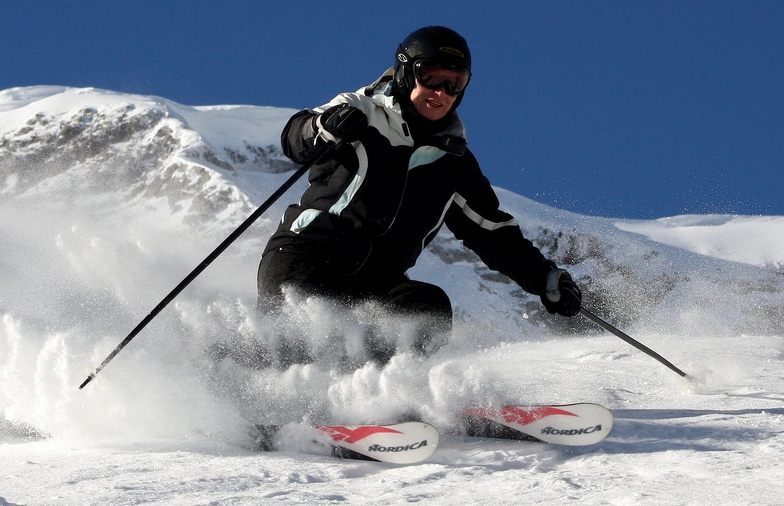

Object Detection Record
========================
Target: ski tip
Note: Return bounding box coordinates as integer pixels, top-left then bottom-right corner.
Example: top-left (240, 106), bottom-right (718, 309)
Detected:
top-left (252, 421), bottom-right (440, 465)
top-left (319, 421), bottom-right (440, 465)
top-left (463, 403), bottom-right (614, 446)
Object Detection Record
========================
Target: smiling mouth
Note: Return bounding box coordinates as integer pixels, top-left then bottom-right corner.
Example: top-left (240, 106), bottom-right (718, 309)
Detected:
top-left (427, 99), bottom-right (444, 108)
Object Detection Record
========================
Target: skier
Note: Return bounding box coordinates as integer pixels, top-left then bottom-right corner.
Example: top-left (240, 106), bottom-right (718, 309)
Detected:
top-left (256, 26), bottom-right (581, 366)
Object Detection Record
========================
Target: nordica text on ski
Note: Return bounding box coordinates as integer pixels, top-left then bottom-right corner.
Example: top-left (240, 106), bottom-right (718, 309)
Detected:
top-left (368, 440), bottom-right (429, 453)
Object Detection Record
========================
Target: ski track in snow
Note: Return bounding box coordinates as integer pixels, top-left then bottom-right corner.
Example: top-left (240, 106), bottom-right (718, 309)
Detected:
top-left (1, 87), bottom-right (783, 505)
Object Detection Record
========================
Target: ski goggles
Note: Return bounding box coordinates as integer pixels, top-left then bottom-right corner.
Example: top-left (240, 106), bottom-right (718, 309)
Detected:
top-left (413, 60), bottom-right (471, 96)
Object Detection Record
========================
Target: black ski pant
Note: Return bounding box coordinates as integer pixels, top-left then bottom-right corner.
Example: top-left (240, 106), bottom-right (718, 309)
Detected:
top-left (257, 244), bottom-right (452, 362)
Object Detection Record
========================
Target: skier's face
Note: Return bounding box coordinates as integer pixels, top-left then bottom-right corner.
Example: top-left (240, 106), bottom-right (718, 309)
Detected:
top-left (409, 79), bottom-right (456, 121)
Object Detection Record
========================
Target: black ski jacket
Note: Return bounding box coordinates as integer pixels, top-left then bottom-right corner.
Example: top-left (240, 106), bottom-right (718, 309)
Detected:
top-left (263, 70), bottom-right (555, 296)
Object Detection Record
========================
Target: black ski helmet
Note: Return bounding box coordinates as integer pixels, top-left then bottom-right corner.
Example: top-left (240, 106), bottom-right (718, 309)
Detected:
top-left (394, 26), bottom-right (472, 108)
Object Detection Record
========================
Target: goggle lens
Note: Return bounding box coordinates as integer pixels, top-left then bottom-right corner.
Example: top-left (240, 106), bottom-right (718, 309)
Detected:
top-left (414, 61), bottom-right (470, 96)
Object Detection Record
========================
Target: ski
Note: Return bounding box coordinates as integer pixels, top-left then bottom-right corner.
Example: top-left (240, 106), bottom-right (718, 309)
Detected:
top-left (463, 403), bottom-right (614, 446)
top-left (254, 421), bottom-right (440, 464)
top-left (251, 403), bottom-right (611, 463)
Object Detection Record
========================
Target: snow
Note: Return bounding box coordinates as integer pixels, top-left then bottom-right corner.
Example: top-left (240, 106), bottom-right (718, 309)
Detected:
top-left (2, 87), bottom-right (783, 505)
top-left (615, 215), bottom-right (784, 268)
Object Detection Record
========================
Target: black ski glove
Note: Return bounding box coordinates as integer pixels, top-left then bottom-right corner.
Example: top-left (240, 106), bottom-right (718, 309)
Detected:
top-left (315, 104), bottom-right (369, 143)
top-left (541, 269), bottom-right (582, 317)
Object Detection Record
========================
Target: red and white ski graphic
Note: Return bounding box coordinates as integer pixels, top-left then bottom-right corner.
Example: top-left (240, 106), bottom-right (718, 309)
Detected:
top-left (463, 403), bottom-right (614, 446)
top-left (316, 422), bottom-right (440, 464)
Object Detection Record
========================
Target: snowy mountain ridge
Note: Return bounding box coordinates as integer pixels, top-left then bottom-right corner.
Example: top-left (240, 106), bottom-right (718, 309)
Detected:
top-left (0, 86), bottom-right (296, 226)
top-left (1, 86), bottom-right (783, 505)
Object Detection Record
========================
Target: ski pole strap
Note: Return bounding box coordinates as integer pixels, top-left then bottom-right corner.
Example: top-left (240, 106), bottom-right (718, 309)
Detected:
top-left (545, 269), bottom-right (568, 302)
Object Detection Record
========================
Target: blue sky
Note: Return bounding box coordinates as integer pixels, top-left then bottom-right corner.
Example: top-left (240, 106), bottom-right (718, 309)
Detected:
top-left (3, 1), bottom-right (782, 218)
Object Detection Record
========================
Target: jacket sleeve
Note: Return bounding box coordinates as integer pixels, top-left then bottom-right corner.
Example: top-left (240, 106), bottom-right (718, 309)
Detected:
top-left (280, 109), bottom-right (321, 164)
top-left (444, 151), bottom-right (556, 296)
top-left (280, 93), bottom-right (375, 164)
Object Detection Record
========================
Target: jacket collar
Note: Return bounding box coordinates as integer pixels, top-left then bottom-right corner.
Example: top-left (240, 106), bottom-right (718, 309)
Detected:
top-left (362, 68), bottom-right (467, 155)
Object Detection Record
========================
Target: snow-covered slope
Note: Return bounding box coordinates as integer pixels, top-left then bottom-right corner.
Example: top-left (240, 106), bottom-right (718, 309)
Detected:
top-left (1, 87), bottom-right (782, 505)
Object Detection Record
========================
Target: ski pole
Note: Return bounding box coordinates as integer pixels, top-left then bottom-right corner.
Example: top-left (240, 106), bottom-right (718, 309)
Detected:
top-left (579, 307), bottom-right (689, 378)
top-left (78, 141), bottom-right (341, 390)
